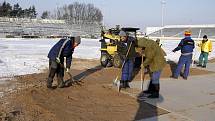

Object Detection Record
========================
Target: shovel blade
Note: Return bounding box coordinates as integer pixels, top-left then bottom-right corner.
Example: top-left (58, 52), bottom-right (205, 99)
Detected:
top-left (112, 79), bottom-right (121, 92)
top-left (113, 76), bottom-right (119, 86)
top-left (117, 81), bottom-right (121, 92)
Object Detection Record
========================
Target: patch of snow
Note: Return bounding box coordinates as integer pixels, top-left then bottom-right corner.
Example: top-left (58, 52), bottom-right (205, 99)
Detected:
top-left (0, 38), bottom-right (100, 80)
top-left (161, 40), bottom-right (215, 63)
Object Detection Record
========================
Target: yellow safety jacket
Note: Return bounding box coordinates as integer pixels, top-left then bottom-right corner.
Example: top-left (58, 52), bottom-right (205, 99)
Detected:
top-left (198, 39), bottom-right (212, 53)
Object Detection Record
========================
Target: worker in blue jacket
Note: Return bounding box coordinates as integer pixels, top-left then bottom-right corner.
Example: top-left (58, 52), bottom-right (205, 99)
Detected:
top-left (172, 30), bottom-right (195, 80)
top-left (117, 31), bottom-right (136, 89)
top-left (47, 36), bottom-right (81, 88)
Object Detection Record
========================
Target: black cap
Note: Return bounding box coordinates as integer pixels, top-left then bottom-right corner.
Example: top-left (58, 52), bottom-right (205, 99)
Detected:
top-left (203, 35), bottom-right (207, 39)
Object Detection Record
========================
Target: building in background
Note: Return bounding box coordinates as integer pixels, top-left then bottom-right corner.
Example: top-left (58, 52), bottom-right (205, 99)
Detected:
top-left (146, 24), bottom-right (215, 40)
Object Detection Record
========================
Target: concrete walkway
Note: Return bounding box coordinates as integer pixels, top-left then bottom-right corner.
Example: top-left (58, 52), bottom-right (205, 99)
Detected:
top-left (193, 62), bottom-right (215, 72)
top-left (125, 63), bottom-right (215, 121)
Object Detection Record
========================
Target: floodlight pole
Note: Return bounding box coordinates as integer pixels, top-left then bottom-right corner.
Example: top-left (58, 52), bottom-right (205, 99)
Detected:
top-left (161, 0), bottom-right (166, 37)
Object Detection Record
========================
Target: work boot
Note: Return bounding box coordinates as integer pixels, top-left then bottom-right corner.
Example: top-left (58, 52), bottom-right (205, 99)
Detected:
top-left (202, 65), bottom-right (206, 68)
top-left (143, 81), bottom-right (154, 94)
top-left (170, 75), bottom-right (178, 79)
top-left (57, 77), bottom-right (65, 88)
top-left (119, 80), bottom-right (126, 89)
top-left (124, 80), bottom-right (130, 88)
top-left (197, 64), bottom-right (202, 67)
top-left (182, 76), bottom-right (188, 80)
top-left (47, 68), bottom-right (56, 89)
top-left (47, 78), bottom-right (53, 89)
top-left (147, 84), bottom-right (160, 99)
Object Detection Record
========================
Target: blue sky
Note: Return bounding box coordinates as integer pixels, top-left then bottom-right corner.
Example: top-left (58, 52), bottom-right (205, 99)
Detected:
top-left (2, 0), bottom-right (215, 31)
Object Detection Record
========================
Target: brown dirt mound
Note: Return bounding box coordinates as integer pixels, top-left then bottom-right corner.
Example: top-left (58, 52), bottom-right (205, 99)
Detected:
top-left (0, 69), bottom-right (168, 121)
top-left (0, 59), bottom-right (213, 121)
top-left (209, 58), bottom-right (215, 63)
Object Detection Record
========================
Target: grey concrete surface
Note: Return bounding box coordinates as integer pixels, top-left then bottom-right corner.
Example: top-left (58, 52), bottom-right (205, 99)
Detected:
top-left (127, 64), bottom-right (215, 121)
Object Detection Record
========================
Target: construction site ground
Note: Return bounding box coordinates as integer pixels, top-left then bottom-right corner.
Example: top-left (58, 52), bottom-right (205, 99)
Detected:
top-left (0, 58), bottom-right (214, 121)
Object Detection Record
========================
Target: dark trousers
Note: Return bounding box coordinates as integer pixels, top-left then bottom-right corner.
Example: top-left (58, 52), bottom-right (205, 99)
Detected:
top-left (174, 54), bottom-right (192, 78)
top-left (47, 60), bottom-right (64, 85)
top-left (121, 59), bottom-right (134, 81)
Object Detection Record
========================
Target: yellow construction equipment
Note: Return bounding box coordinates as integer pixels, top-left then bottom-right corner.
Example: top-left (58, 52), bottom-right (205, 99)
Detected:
top-left (99, 25), bottom-right (140, 68)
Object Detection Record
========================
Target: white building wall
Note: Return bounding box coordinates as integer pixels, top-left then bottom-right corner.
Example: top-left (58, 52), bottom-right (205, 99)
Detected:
top-left (146, 27), bottom-right (162, 35)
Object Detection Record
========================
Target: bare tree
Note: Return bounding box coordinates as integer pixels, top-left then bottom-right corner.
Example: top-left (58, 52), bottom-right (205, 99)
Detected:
top-left (53, 2), bottom-right (103, 24)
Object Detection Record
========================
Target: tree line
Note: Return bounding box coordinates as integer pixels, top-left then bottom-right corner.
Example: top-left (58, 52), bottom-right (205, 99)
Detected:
top-left (0, 1), bottom-right (103, 23)
top-left (0, 1), bottom-right (37, 18)
top-left (42, 2), bottom-right (103, 23)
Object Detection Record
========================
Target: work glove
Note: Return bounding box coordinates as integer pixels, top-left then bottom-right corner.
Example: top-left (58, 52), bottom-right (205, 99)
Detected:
top-left (143, 65), bottom-right (150, 74)
top-left (56, 57), bottom-right (60, 63)
top-left (66, 68), bottom-right (70, 73)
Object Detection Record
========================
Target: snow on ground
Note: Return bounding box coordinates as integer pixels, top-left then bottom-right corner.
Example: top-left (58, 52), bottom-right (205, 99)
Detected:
top-left (0, 38), bottom-right (100, 80)
top-left (161, 40), bottom-right (215, 62)
top-left (0, 38), bottom-right (214, 81)
top-left (73, 38), bottom-right (100, 59)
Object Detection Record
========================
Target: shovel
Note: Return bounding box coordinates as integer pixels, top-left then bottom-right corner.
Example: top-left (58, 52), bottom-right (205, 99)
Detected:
top-left (140, 55), bottom-right (145, 91)
top-left (58, 63), bottom-right (76, 86)
top-left (113, 41), bottom-right (133, 92)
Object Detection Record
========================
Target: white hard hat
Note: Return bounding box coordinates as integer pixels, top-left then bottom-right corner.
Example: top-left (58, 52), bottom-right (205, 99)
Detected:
top-left (119, 31), bottom-right (127, 37)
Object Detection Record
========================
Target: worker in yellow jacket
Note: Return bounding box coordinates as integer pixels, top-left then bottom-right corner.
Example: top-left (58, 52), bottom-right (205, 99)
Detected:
top-left (197, 35), bottom-right (212, 68)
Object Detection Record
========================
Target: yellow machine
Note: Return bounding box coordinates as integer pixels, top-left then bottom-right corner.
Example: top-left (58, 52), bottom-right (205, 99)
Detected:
top-left (99, 26), bottom-right (140, 68)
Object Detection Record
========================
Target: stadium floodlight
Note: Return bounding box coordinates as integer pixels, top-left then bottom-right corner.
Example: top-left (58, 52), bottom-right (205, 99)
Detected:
top-left (161, 0), bottom-right (166, 37)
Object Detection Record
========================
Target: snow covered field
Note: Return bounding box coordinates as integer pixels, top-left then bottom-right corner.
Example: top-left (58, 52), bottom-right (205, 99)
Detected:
top-left (0, 38), bottom-right (100, 79)
top-left (0, 38), bottom-right (214, 81)
top-left (161, 40), bottom-right (215, 62)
